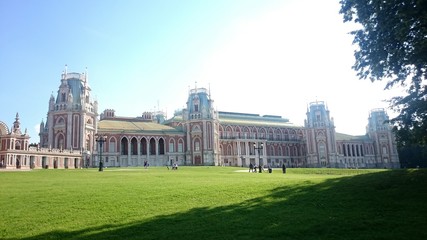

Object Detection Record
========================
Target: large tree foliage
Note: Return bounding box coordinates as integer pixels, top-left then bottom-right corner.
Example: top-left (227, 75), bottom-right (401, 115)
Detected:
top-left (339, 0), bottom-right (427, 149)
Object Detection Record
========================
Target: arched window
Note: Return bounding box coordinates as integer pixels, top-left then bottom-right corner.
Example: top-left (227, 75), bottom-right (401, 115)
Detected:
top-left (131, 137), bottom-right (138, 155)
top-left (194, 138), bottom-right (201, 152)
top-left (268, 129), bottom-right (274, 140)
top-left (178, 139), bottom-right (184, 152)
top-left (227, 145), bottom-right (232, 155)
top-left (269, 145), bottom-right (275, 156)
top-left (150, 138), bottom-right (156, 155)
top-left (318, 142), bottom-right (326, 159)
top-left (15, 140), bottom-right (21, 150)
top-left (140, 138), bottom-right (147, 155)
top-left (56, 133), bottom-right (65, 149)
top-left (278, 146), bottom-right (283, 156)
top-left (343, 144), bottom-right (347, 156)
top-left (243, 127), bottom-right (250, 139)
top-left (169, 139), bottom-right (175, 153)
top-left (226, 126), bottom-right (233, 139)
top-left (109, 137), bottom-right (116, 153)
top-left (274, 128), bottom-right (281, 141)
top-left (283, 129), bottom-right (289, 141)
top-left (259, 128), bottom-right (267, 139)
top-left (234, 126), bottom-right (241, 138)
top-left (159, 138), bottom-right (165, 155)
top-left (285, 146), bottom-right (290, 156)
top-left (121, 138), bottom-right (128, 155)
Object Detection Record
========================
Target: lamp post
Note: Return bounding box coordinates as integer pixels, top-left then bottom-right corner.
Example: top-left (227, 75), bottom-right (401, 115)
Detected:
top-left (95, 134), bottom-right (106, 172)
top-left (84, 150), bottom-right (90, 168)
top-left (254, 142), bottom-right (264, 168)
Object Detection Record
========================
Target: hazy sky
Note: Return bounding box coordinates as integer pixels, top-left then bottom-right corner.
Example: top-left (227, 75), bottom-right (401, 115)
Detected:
top-left (0, 0), bottom-right (402, 142)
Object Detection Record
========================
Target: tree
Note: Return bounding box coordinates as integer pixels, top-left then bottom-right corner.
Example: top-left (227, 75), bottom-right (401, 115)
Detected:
top-left (339, 0), bottom-right (427, 149)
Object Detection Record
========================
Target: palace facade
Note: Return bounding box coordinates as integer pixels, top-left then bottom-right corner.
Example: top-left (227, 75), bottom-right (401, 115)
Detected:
top-left (0, 68), bottom-right (400, 169)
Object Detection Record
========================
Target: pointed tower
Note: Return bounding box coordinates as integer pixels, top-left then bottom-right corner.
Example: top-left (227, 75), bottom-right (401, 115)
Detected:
top-left (366, 109), bottom-right (400, 168)
top-left (304, 101), bottom-right (338, 167)
top-left (183, 86), bottom-right (220, 165)
top-left (12, 113), bottom-right (22, 134)
top-left (39, 66), bottom-right (98, 155)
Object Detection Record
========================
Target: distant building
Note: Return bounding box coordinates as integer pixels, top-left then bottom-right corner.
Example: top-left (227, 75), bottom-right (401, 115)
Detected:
top-left (0, 68), bottom-right (400, 169)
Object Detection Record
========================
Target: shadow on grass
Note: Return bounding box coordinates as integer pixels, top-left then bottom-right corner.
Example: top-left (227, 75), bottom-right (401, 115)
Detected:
top-left (13, 169), bottom-right (427, 240)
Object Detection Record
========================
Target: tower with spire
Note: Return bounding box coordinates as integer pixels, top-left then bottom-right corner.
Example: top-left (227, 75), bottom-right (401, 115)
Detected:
top-left (304, 101), bottom-right (338, 167)
top-left (366, 109), bottom-right (400, 168)
top-left (182, 83), bottom-right (220, 165)
top-left (39, 66), bottom-right (98, 155)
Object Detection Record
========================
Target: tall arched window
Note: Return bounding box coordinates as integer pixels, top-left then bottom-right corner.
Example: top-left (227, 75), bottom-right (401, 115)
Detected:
top-left (159, 138), bottom-right (165, 155)
top-left (318, 142), bottom-right (326, 159)
top-left (169, 139), bottom-right (175, 153)
top-left (131, 137), bottom-right (138, 155)
top-left (227, 145), bottom-right (232, 155)
top-left (121, 138), bottom-right (128, 155)
top-left (150, 138), bottom-right (156, 155)
top-left (56, 133), bottom-right (65, 149)
top-left (194, 139), bottom-right (200, 152)
top-left (278, 146), bottom-right (283, 156)
top-left (178, 139), bottom-right (184, 152)
top-left (109, 137), bottom-right (116, 153)
top-left (15, 140), bottom-right (21, 150)
top-left (141, 138), bottom-right (147, 155)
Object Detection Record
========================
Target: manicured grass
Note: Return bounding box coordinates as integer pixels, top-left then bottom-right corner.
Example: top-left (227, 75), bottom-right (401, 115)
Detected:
top-left (0, 167), bottom-right (426, 240)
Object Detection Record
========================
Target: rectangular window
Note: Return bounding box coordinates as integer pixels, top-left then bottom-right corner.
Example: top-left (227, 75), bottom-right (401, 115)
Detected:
top-left (178, 142), bottom-right (183, 152)
top-left (169, 142), bottom-right (174, 152)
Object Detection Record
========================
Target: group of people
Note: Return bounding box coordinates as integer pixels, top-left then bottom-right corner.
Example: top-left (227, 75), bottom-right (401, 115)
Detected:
top-left (248, 163), bottom-right (272, 173)
top-left (248, 163), bottom-right (287, 174)
top-left (167, 162), bottom-right (179, 170)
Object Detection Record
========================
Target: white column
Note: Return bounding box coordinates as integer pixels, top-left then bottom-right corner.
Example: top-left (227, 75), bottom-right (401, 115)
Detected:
top-left (137, 138), bottom-right (141, 165)
top-left (127, 140), bottom-right (131, 166)
top-left (237, 141), bottom-right (242, 166)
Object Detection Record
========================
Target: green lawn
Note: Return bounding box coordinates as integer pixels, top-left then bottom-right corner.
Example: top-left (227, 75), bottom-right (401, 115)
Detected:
top-left (1, 167), bottom-right (426, 240)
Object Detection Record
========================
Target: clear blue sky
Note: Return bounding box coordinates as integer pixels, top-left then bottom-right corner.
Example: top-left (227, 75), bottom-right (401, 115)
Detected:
top-left (0, 0), bottom-right (400, 143)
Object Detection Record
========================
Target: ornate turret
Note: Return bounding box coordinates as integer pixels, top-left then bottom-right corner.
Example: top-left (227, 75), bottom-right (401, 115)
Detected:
top-left (304, 101), bottom-right (338, 167)
top-left (183, 85), bottom-right (220, 166)
top-left (305, 101), bottom-right (334, 128)
top-left (12, 113), bottom-right (21, 134)
top-left (366, 108), bottom-right (390, 132)
top-left (185, 87), bottom-right (216, 121)
top-left (40, 66), bottom-right (98, 154)
top-left (39, 119), bottom-right (44, 134)
top-left (366, 108), bottom-right (399, 168)
top-left (49, 93), bottom-right (55, 111)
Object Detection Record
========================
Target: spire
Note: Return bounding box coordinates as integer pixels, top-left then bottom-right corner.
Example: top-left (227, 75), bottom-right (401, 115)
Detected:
top-left (13, 112), bottom-right (21, 134)
top-left (64, 64), bottom-right (68, 75)
top-left (68, 89), bottom-right (73, 102)
top-left (84, 67), bottom-right (88, 85)
top-left (39, 119), bottom-right (45, 133)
